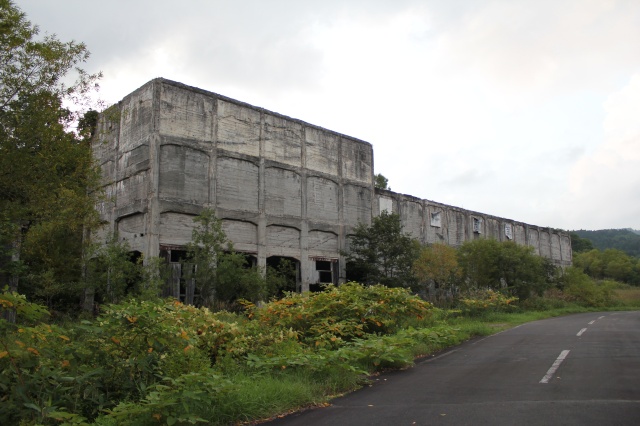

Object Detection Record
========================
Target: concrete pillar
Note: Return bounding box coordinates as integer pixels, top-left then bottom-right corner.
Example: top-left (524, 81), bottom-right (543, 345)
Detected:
top-left (337, 137), bottom-right (346, 284)
top-left (207, 97), bottom-right (218, 210)
top-left (145, 82), bottom-right (162, 260)
top-left (300, 126), bottom-right (310, 292)
top-left (108, 113), bottom-right (120, 240)
top-left (257, 111), bottom-right (267, 273)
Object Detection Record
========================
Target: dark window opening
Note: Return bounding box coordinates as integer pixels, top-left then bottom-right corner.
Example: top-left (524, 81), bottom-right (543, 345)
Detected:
top-left (170, 249), bottom-right (188, 263)
top-left (267, 256), bottom-right (300, 297)
top-left (243, 254), bottom-right (258, 268)
top-left (126, 251), bottom-right (143, 293)
top-left (316, 260), bottom-right (331, 271)
top-left (223, 251), bottom-right (257, 269)
top-left (311, 259), bottom-right (337, 292)
top-left (318, 271), bottom-right (332, 282)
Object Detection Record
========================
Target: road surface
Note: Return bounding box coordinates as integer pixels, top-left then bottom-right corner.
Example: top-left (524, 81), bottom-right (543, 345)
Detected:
top-left (266, 311), bottom-right (640, 426)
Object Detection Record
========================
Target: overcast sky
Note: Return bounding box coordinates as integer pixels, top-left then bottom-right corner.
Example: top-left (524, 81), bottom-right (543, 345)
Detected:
top-left (15, 0), bottom-right (640, 231)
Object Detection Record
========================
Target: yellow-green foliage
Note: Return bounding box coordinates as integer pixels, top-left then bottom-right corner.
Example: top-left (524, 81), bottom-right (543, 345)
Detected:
top-left (458, 289), bottom-right (518, 316)
top-left (246, 282), bottom-right (433, 348)
top-left (0, 297), bottom-right (243, 424)
top-left (2, 278), bottom-right (628, 425)
top-left (0, 284), bottom-right (434, 424)
top-left (562, 267), bottom-right (615, 307)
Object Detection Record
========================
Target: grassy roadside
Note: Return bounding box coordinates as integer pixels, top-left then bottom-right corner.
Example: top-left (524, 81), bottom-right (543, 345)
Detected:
top-left (236, 292), bottom-right (640, 425)
top-left (1, 286), bottom-right (638, 425)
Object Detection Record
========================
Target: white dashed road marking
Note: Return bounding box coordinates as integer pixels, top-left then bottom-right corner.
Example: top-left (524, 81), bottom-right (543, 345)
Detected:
top-left (540, 350), bottom-right (570, 384)
top-left (577, 328), bottom-right (587, 337)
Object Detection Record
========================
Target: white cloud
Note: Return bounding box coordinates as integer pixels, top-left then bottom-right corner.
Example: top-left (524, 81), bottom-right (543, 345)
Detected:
top-left (565, 73), bottom-right (640, 229)
top-left (12, 0), bottom-right (640, 229)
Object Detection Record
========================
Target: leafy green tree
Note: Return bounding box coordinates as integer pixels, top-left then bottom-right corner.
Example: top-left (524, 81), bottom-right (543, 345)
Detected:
top-left (266, 258), bottom-right (297, 299)
top-left (560, 266), bottom-right (614, 307)
top-left (413, 243), bottom-right (461, 303)
top-left (0, 1), bottom-right (101, 309)
top-left (602, 248), bottom-right (635, 283)
top-left (571, 228), bottom-right (640, 258)
top-left (457, 239), bottom-right (551, 300)
top-left (569, 232), bottom-right (594, 254)
top-left (573, 249), bottom-right (605, 279)
top-left (185, 209), bottom-right (227, 306)
top-left (186, 209), bottom-right (266, 307)
top-left (134, 256), bottom-right (171, 302)
top-left (374, 173), bottom-right (389, 190)
top-left (214, 252), bottom-right (265, 307)
top-left (345, 211), bottom-right (420, 289)
top-left (456, 238), bottom-right (501, 291)
top-left (85, 235), bottom-right (139, 306)
top-left (574, 248), bottom-right (639, 285)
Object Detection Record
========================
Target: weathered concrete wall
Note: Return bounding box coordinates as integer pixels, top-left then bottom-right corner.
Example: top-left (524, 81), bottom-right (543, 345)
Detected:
top-left (93, 78), bottom-right (571, 298)
top-left (93, 78), bottom-right (374, 291)
top-left (374, 190), bottom-right (572, 266)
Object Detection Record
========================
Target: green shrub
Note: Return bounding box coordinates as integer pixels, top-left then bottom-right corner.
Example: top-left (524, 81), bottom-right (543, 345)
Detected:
top-left (562, 267), bottom-right (615, 307)
top-left (457, 289), bottom-right (518, 316)
top-left (98, 372), bottom-right (233, 426)
top-left (0, 289), bottom-right (88, 424)
top-left (8, 280), bottom-right (586, 426)
top-left (518, 294), bottom-right (569, 311)
top-left (246, 282), bottom-right (433, 348)
top-left (0, 295), bottom-right (246, 424)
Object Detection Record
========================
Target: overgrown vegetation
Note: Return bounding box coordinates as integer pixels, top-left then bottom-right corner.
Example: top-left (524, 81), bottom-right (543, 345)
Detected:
top-left (373, 173), bottom-right (389, 190)
top-left (2, 3), bottom-right (639, 425)
top-left (572, 248), bottom-right (640, 285)
top-left (344, 211), bottom-right (420, 289)
top-left (2, 203), bottom-right (637, 425)
top-left (0, 0), bottom-right (101, 312)
top-left (2, 182), bottom-right (638, 425)
top-left (572, 228), bottom-right (640, 257)
top-left (0, 284), bottom-right (434, 425)
top-left (184, 208), bottom-right (266, 308)
top-left (2, 279), bottom-right (638, 425)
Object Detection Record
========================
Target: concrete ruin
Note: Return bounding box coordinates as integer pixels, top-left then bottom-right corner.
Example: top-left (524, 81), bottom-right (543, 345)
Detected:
top-left (92, 78), bottom-right (572, 298)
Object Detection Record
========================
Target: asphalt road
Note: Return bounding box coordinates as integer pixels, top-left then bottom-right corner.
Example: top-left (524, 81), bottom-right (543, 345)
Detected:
top-left (266, 311), bottom-right (640, 426)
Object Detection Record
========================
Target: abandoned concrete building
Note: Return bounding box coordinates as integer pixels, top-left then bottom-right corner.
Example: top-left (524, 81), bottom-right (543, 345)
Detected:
top-left (92, 78), bottom-right (572, 299)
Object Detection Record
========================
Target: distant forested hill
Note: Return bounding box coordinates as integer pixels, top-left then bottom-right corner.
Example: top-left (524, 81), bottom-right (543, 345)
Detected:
top-left (571, 229), bottom-right (640, 257)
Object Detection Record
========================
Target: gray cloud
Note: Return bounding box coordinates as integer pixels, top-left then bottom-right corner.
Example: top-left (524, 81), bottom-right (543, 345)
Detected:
top-left (14, 0), bottom-right (640, 229)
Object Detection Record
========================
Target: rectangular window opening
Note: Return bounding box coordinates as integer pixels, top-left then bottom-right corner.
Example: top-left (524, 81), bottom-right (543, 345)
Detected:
top-left (316, 260), bottom-right (331, 271)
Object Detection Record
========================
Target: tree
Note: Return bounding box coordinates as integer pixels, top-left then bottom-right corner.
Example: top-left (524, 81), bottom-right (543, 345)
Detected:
top-left (569, 232), bottom-right (594, 254)
top-left (574, 248), bottom-right (639, 285)
top-left (0, 1), bottom-right (99, 109)
top-left (185, 209), bottom-right (266, 308)
top-left (374, 173), bottom-right (389, 190)
top-left (573, 249), bottom-right (605, 279)
top-left (602, 249), bottom-right (635, 283)
top-left (85, 235), bottom-right (139, 306)
top-left (0, 1), bottom-right (101, 310)
top-left (413, 243), bottom-right (461, 303)
top-left (185, 209), bottom-right (227, 306)
top-left (560, 266), bottom-right (614, 307)
top-left (457, 239), bottom-right (551, 300)
top-left (345, 211), bottom-right (420, 289)
top-left (265, 258), bottom-right (297, 299)
top-left (571, 228), bottom-right (640, 258)
top-left (214, 252), bottom-right (265, 307)
top-left (456, 238), bottom-right (501, 291)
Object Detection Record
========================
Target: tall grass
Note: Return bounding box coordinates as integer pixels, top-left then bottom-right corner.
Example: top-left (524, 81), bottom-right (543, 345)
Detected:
top-left (2, 284), bottom-right (638, 425)
top-left (613, 286), bottom-right (640, 307)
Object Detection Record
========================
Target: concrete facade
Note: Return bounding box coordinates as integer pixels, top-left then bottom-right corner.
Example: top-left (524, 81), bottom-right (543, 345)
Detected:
top-left (374, 190), bottom-right (572, 265)
top-left (93, 78), bottom-right (571, 296)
